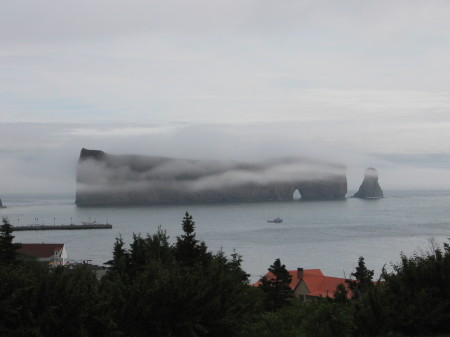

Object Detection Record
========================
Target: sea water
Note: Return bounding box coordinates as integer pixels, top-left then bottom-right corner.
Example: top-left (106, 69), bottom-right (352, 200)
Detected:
top-left (2, 190), bottom-right (450, 282)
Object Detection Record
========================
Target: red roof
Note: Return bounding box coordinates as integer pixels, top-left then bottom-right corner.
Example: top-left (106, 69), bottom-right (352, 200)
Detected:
top-left (19, 243), bottom-right (65, 258)
top-left (301, 272), bottom-right (351, 298)
top-left (289, 269), bottom-right (323, 290)
top-left (253, 268), bottom-right (352, 298)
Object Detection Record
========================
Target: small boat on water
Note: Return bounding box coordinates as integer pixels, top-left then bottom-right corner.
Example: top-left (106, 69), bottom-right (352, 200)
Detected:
top-left (267, 217), bottom-right (283, 223)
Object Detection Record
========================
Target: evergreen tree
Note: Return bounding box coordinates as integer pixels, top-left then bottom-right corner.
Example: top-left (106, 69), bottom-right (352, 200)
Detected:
top-left (106, 236), bottom-right (129, 277)
top-left (143, 226), bottom-right (172, 264)
top-left (333, 283), bottom-right (349, 304)
top-left (127, 229), bottom-right (173, 278)
top-left (0, 217), bottom-right (21, 266)
top-left (259, 258), bottom-right (293, 311)
top-left (101, 212), bottom-right (260, 337)
top-left (346, 256), bottom-right (374, 299)
top-left (174, 212), bottom-right (208, 266)
top-left (372, 242), bottom-right (450, 336)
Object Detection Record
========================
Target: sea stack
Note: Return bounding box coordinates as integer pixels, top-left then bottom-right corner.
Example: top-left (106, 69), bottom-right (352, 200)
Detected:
top-left (353, 168), bottom-right (384, 199)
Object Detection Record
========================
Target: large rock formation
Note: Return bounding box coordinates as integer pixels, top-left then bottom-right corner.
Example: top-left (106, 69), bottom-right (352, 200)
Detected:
top-left (75, 148), bottom-right (347, 205)
top-left (353, 168), bottom-right (384, 199)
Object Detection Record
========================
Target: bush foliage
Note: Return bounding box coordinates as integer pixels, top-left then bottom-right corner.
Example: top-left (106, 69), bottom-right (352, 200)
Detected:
top-left (1, 215), bottom-right (450, 336)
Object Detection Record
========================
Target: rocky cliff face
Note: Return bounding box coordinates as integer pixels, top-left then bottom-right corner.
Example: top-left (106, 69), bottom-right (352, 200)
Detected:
top-left (353, 168), bottom-right (384, 199)
top-left (75, 148), bottom-right (347, 205)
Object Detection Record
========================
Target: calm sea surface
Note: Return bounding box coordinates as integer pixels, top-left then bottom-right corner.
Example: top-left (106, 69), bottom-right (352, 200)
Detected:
top-left (2, 190), bottom-right (450, 282)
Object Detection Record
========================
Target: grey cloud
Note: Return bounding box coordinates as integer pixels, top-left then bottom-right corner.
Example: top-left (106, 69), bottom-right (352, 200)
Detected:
top-left (1, 1), bottom-right (450, 195)
top-left (2, 1), bottom-right (449, 45)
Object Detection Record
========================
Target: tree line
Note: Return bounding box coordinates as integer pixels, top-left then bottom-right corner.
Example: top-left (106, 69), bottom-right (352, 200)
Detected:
top-left (1, 214), bottom-right (450, 337)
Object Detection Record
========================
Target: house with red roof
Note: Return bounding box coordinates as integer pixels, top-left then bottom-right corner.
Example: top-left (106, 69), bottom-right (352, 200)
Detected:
top-left (254, 267), bottom-right (352, 300)
top-left (19, 243), bottom-right (67, 266)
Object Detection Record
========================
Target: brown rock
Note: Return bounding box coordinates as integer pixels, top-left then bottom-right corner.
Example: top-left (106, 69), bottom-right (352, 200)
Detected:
top-left (75, 148), bottom-right (348, 205)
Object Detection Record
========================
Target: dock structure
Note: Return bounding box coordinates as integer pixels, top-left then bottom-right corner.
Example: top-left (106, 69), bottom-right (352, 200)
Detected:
top-left (12, 223), bottom-right (112, 231)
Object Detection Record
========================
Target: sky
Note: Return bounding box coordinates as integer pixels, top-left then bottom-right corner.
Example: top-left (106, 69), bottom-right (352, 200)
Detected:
top-left (1, 0), bottom-right (450, 195)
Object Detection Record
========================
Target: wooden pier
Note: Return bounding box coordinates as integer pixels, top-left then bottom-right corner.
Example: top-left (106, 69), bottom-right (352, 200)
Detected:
top-left (12, 222), bottom-right (112, 231)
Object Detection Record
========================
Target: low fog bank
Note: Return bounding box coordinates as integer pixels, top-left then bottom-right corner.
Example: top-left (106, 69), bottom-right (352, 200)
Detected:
top-left (1, 122), bottom-right (450, 195)
top-left (76, 152), bottom-right (347, 197)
